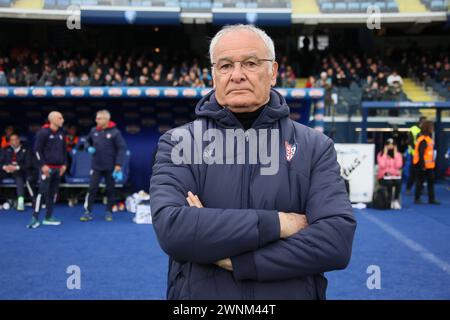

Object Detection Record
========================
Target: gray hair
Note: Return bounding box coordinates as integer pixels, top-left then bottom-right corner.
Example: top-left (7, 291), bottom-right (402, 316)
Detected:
top-left (97, 109), bottom-right (111, 119)
top-left (209, 24), bottom-right (276, 63)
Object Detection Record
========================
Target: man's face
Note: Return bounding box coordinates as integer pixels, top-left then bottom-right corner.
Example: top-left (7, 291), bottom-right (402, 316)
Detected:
top-left (51, 113), bottom-right (64, 128)
top-left (212, 30), bottom-right (278, 113)
top-left (96, 114), bottom-right (109, 128)
top-left (9, 135), bottom-right (20, 148)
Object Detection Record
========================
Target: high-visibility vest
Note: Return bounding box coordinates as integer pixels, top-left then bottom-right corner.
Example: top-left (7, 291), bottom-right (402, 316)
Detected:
top-left (413, 135), bottom-right (435, 169)
top-left (408, 125), bottom-right (421, 155)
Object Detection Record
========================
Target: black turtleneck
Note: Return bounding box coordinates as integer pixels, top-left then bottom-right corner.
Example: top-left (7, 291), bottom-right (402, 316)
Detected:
top-left (231, 106), bottom-right (265, 130)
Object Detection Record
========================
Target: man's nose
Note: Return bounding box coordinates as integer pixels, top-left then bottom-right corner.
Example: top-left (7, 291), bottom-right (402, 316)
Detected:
top-left (230, 62), bottom-right (246, 83)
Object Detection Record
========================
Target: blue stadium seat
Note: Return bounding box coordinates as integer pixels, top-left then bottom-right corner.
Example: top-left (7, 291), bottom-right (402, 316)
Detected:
top-left (188, 1), bottom-right (200, 8)
top-left (431, 0), bottom-right (445, 10)
top-left (334, 2), bottom-right (347, 12)
top-left (0, 0), bottom-right (11, 8)
top-left (66, 150), bottom-right (92, 184)
top-left (57, 0), bottom-right (70, 8)
top-left (360, 2), bottom-right (372, 12)
top-left (320, 2), bottom-right (333, 12)
top-left (0, 178), bottom-right (14, 185)
top-left (374, 1), bottom-right (387, 11)
top-left (387, 1), bottom-right (398, 12)
top-left (81, 0), bottom-right (98, 5)
top-left (165, 0), bottom-right (178, 7)
top-left (348, 2), bottom-right (360, 12)
top-left (43, 0), bottom-right (56, 9)
top-left (200, 1), bottom-right (211, 8)
top-left (66, 149), bottom-right (131, 185)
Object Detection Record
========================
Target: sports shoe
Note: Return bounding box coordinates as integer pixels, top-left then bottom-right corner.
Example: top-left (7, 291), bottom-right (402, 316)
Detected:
top-left (392, 200), bottom-right (402, 210)
top-left (42, 217), bottom-right (62, 226)
top-left (105, 211), bottom-right (113, 222)
top-left (80, 211), bottom-right (93, 222)
top-left (27, 216), bottom-right (40, 229)
top-left (17, 196), bottom-right (25, 211)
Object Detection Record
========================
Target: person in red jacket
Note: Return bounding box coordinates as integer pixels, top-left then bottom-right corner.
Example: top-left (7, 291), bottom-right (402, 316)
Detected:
top-left (377, 138), bottom-right (403, 209)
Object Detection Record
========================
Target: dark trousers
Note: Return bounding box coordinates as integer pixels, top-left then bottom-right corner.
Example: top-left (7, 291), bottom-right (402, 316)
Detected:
top-left (33, 169), bottom-right (61, 218)
top-left (0, 170), bottom-right (31, 197)
top-left (380, 178), bottom-right (402, 201)
top-left (415, 167), bottom-right (435, 202)
top-left (85, 169), bottom-right (115, 212)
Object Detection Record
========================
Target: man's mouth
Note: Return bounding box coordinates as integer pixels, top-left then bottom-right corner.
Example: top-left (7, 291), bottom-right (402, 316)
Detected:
top-left (228, 89), bottom-right (250, 94)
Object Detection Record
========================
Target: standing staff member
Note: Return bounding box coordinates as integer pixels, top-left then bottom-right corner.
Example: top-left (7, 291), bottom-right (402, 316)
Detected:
top-left (406, 116), bottom-right (426, 195)
top-left (27, 111), bottom-right (67, 229)
top-left (413, 120), bottom-right (440, 205)
top-left (80, 110), bottom-right (127, 222)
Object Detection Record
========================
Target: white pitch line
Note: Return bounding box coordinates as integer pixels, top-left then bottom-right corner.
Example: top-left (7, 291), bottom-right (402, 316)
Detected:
top-left (363, 213), bottom-right (450, 277)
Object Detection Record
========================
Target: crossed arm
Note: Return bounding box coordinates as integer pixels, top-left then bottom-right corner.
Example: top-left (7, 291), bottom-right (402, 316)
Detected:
top-left (150, 133), bottom-right (356, 282)
top-left (185, 191), bottom-right (308, 272)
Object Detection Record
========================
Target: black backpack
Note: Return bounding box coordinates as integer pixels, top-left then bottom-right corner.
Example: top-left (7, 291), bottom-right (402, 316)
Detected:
top-left (372, 185), bottom-right (390, 210)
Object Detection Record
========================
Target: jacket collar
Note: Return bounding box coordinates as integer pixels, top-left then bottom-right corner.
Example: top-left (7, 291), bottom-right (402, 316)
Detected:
top-left (195, 89), bottom-right (290, 129)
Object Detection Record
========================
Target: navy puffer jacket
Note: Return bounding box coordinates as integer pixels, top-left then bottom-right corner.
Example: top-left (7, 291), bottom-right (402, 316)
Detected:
top-left (150, 89), bottom-right (356, 300)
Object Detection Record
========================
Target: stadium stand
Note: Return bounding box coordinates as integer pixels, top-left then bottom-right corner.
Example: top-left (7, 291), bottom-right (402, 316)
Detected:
top-left (0, 0), bottom-right (12, 7)
top-left (421, 0), bottom-right (449, 11)
top-left (316, 0), bottom-right (399, 13)
top-left (39, 0), bottom-right (291, 9)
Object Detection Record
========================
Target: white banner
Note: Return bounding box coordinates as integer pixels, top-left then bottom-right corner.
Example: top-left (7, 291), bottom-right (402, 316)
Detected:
top-left (335, 144), bottom-right (375, 203)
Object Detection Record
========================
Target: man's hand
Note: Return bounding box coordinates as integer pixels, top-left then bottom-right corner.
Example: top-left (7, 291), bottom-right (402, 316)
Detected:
top-left (186, 192), bottom-right (233, 272)
top-left (186, 191), bottom-right (203, 208)
top-left (41, 165), bottom-right (50, 177)
top-left (3, 165), bottom-right (16, 173)
top-left (215, 258), bottom-right (233, 271)
top-left (279, 212), bottom-right (309, 238)
top-left (60, 165), bottom-right (66, 177)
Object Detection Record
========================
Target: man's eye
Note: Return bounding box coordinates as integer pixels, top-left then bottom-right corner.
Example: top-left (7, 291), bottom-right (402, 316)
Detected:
top-left (219, 63), bottom-right (232, 70)
top-left (243, 61), bottom-right (258, 68)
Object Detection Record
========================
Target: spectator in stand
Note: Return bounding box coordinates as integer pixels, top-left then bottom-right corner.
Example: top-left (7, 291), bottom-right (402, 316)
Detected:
top-left (65, 71), bottom-right (79, 86)
top-left (280, 66), bottom-right (296, 88)
top-left (91, 71), bottom-right (104, 86)
top-left (201, 68), bottom-right (213, 87)
top-left (1, 125), bottom-right (15, 149)
top-left (0, 68), bottom-right (6, 86)
top-left (335, 68), bottom-right (349, 87)
top-left (38, 65), bottom-right (57, 86)
top-left (438, 62), bottom-right (450, 85)
top-left (79, 72), bottom-right (91, 86)
top-left (305, 76), bottom-right (316, 88)
top-left (317, 71), bottom-right (333, 116)
top-left (387, 70), bottom-right (403, 88)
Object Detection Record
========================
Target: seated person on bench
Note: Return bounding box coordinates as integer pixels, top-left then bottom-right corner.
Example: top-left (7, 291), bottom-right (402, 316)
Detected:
top-left (0, 133), bottom-right (34, 211)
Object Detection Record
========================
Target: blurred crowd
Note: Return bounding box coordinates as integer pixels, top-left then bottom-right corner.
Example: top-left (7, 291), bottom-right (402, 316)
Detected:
top-left (0, 48), bottom-right (448, 103)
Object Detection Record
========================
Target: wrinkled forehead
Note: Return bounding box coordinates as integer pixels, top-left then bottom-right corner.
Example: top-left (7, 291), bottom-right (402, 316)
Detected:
top-left (213, 30), bottom-right (269, 61)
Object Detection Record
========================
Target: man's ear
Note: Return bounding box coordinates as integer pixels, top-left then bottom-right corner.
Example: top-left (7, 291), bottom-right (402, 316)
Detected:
top-left (270, 61), bottom-right (278, 87)
top-left (212, 70), bottom-right (216, 89)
